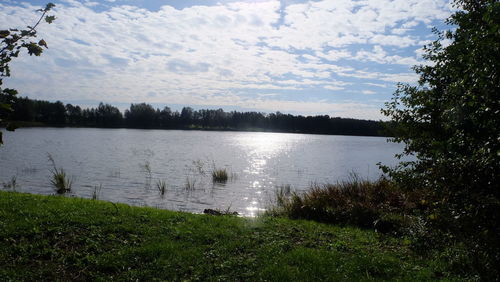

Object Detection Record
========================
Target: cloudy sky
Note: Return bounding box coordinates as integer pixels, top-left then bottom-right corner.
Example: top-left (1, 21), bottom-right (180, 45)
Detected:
top-left (0, 0), bottom-right (453, 120)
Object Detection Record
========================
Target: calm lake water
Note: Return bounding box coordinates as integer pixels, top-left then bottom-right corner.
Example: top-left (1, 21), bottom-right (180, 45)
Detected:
top-left (0, 128), bottom-right (405, 216)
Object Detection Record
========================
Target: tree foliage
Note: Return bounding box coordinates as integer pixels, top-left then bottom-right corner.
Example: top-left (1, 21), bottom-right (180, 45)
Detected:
top-left (5, 96), bottom-right (385, 136)
top-left (382, 0), bottom-right (499, 277)
top-left (0, 3), bottom-right (56, 144)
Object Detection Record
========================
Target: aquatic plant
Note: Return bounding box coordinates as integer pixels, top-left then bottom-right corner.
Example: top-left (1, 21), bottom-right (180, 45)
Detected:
top-left (143, 161), bottom-right (152, 178)
top-left (2, 176), bottom-right (17, 191)
top-left (92, 184), bottom-right (102, 200)
top-left (192, 159), bottom-right (205, 175)
top-left (212, 168), bottom-right (228, 183)
top-left (48, 154), bottom-right (72, 194)
top-left (185, 177), bottom-right (196, 191)
top-left (50, 168), bottom-right (72, 194)
top-left (156, 179), bottom-right (167, 195)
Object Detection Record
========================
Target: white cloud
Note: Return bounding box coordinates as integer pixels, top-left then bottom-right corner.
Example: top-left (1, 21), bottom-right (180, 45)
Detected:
top-left (316, 49), bottom-right (352, 62)
top-left (355, 45), bottom-right (421, 65)
top-left (0, 0), bottom-right (452, 119)
top-left (364, 82), bottom-right (388, 88)
top-left (324, 85), bottom-right (344, 91)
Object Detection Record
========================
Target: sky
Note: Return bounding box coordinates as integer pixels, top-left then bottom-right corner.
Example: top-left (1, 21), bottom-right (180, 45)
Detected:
top-left (0, 0), bottom-right (453, 120)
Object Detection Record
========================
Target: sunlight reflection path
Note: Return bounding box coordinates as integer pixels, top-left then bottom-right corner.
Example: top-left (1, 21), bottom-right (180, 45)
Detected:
top-left (232, 132), bottom-right (308, 216)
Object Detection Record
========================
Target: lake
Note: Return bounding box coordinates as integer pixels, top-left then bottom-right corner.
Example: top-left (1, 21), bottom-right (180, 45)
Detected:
top-left (0, 128), bottom-right (405, 216)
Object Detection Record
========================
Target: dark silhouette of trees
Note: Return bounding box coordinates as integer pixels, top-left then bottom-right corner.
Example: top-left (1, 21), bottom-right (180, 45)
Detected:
top-left (4, 96), bottom-right (386, 137)
top-left (125, 103), bottom-right (156, 128)
top-left (180, 107), bottom-right (194, 127)
top-left (65, 104), bottom-right (82, 125)
top-left (96, 103), bottom-right (122, 127)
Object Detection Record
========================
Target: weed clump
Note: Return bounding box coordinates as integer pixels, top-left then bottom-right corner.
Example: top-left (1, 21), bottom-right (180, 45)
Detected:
top-left (269, 177), bottom-right (417, 233)
top-left (50, 168), bottom-right (72, 194)
top-left (185, 177), bottom-right (196, 191)
top-left (48, 154), bottom-right (72, 194)
top-left (156, 179), bottom-right (167, 195)
top-left (212, 168), bottom-right (228, 183)
top-left (2, 176), bottom-right (17, 191)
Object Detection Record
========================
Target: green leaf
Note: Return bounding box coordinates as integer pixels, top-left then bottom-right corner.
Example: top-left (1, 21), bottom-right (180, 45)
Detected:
top-left (38, 39), bottom-right (48, 48)
top-left (0, 103), bottom-right (13, 112)
top-left (0, 30), bottom-right (10, 38)
top-left (45, 16), bottom-right (56, 24)
top-left (25, 43), bottom-right (43, 56)
top-left (45, 3), bottom-right (56, 12)
top-left (3, 88), bottom-right (18, 96)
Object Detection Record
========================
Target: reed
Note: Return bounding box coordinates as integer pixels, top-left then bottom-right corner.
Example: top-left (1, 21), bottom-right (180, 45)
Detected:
top-left (50, 168), bottom-right (72, 194)
top-left (92, 184), bottom-right (102, 200)
top-left (269, 177), bottom-right (415, 233)
top-left (48, 154), bottom-right (72, 194)
top-left (2, 176), bottom-right (17, 191)
top-left (212, 168), bottom-right (228, 183)
top-left (143, 161), bottom-right (152, 178)
top-left (156, 179), bottom-right (167, 195)
top-left (185, 177), bottom-right (196, 191)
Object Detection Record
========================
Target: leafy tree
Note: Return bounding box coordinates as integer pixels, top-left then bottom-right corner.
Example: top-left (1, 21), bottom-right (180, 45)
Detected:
top-left (66, 103), bottom-right (83, 125)
top-left (125, 103), bottom-right (156, 128)
top-left (180, 106), bottom-right (194, 126)
top-left (96, 102), bottom-right (123, 127)
top-left (382, 0), bottom-right (499, 277)
top-left (0, 3), bottom-right (56, 144)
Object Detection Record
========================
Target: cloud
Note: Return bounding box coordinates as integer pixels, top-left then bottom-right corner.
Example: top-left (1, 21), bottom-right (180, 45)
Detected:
top-left (0, 0), bottom-right (452, 119)
top-left (354, 45), bottom-right (421, 65)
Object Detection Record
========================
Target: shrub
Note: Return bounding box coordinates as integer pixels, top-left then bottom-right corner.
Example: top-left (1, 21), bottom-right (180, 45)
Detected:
top-left (381, 0), bottom-right (500, 278)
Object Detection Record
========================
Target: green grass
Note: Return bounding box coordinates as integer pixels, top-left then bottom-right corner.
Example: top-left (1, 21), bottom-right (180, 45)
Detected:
top-left (268, 178), bottom-right (421, 233)
top-left (0, 191), bottom-right (465, 281)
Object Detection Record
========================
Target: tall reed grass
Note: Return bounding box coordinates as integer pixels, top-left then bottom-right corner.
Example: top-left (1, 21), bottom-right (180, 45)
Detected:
top-left (185, 177), bottom-right (196, 191)
top-left (92, 184), bottom-right (102, 200)
top-left (269, 177), bottom-right (418, 233)
top-left (212, 168), bottom-right (228, 183)
top-left (48, 154), bottom-right (72, 194)
top-left (2, 176), bottom-right (17, 191)
top-left (156, 179), bottom-right (167, 195)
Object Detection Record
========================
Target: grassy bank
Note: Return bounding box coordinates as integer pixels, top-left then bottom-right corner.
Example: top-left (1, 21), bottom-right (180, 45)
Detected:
top-left (0, 191), bottom-right (463, 281)
top-left (268, 178), bottom-right (421, 233)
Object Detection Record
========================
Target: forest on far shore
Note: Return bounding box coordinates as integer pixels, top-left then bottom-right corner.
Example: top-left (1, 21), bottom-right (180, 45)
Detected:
top-left (4, 96), bottom-right (386, 136)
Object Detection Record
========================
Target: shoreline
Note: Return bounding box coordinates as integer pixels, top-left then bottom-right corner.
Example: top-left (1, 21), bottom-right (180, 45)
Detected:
top-left (1, 121), bottom-right (389, 138)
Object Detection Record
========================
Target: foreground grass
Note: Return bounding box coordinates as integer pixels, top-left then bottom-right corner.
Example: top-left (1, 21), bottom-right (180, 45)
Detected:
top-left (0, 191), bottom-right (461, 281)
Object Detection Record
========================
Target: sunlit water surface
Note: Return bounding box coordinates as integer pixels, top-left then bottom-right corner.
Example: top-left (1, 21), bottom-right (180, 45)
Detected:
top-left (0, 128), bottom-right (405, 216)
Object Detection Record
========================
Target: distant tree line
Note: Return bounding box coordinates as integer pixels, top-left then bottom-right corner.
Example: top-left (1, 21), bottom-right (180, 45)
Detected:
top-left (5, 96), bottom-right (386, 136)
